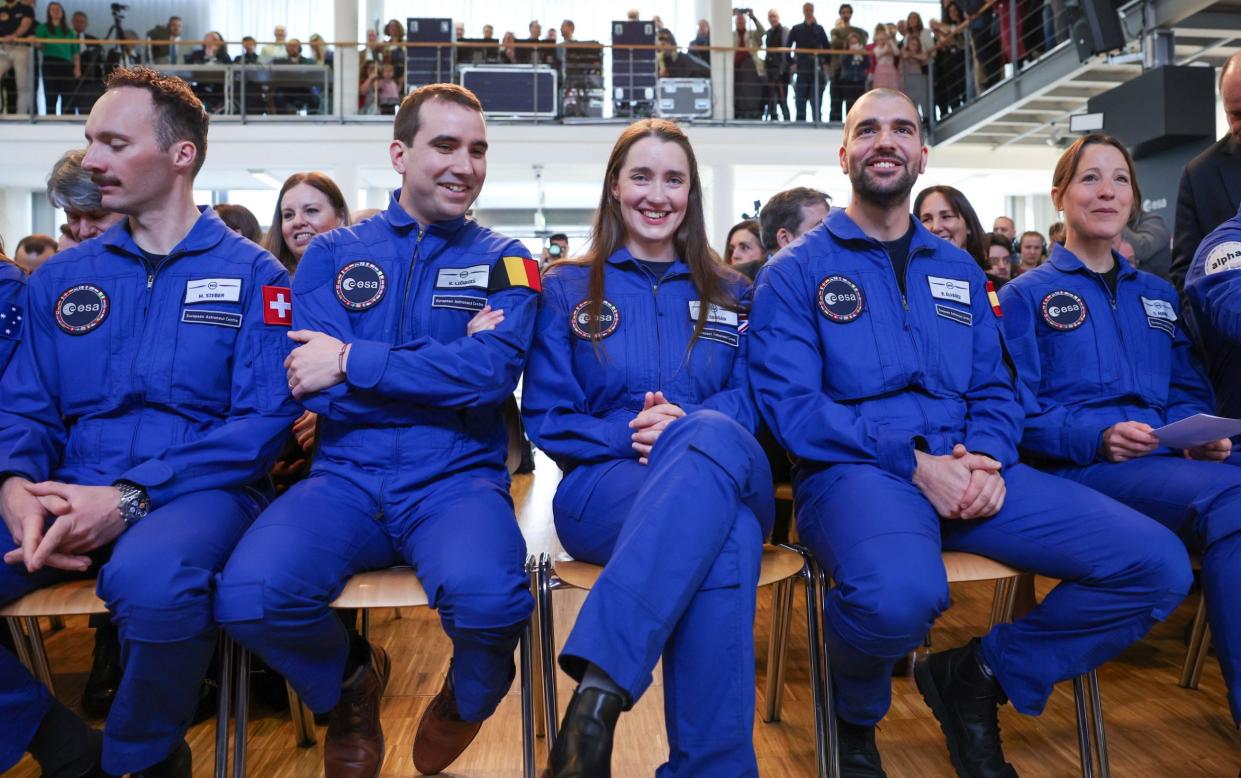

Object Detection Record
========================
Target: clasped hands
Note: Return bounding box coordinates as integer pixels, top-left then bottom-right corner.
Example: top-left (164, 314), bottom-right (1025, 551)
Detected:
top-left (1, 477), bottom-right (123, 573)
top-left (912, 445), bottom-right (1006, 520)
top-left (630, 391), bottom-right (685, 465)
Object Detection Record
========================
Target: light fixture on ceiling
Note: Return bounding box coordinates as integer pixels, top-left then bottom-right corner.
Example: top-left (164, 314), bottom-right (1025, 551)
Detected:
top-left (248, 169), bottom-right (283, 189)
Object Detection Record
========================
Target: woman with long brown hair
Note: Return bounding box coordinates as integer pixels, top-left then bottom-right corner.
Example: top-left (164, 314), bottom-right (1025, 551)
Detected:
top-left (1000, 132), bottom-right (1241, 727)
top-left (264, 172), bottom-right (351, 274)
top-left (522, 118), bottom-right (772, 777)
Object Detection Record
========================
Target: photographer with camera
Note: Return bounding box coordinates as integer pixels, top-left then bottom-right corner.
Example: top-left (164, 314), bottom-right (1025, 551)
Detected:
top-left (542, 232), bottom-right (570, 266)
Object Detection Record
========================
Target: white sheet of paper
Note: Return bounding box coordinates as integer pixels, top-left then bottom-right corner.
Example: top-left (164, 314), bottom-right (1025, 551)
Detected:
top-left (1152, 414), bottom-right (1241, 449)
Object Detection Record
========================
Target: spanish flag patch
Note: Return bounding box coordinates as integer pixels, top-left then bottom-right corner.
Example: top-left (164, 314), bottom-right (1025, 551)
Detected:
top-left (986, 280), bottom-right (1003, 317)
top-left (489, 256), bottom-right (542, 293)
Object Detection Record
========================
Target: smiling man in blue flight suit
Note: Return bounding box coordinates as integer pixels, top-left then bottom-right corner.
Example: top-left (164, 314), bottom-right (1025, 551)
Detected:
top-left (0, 67), bottom-right (298, 778)
top-left (214, 83), bottom-right (540, 778)
top-left (1186, 205), bottom-right (1241, 420)
top-left (749, 89), bottom-right (1191, 778)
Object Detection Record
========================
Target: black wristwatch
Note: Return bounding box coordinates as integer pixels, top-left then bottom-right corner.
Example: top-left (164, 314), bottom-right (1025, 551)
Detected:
top-left (114, 480), bottom-right (151, 527)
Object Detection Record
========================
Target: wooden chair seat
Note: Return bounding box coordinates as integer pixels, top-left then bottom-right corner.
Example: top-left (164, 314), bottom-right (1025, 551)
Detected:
top-left (941, 551), bottom-right (1022, 583)
top-left (0, 579), bottom-right (106, 618)
top-left (329, 566), bottom-right (428, 609)
top-left (774, 483), bottom-right (795, 502)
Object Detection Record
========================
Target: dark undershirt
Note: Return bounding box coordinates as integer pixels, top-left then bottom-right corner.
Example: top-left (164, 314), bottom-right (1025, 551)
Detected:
top-left (1096, 262), bottom-right (1120, 297)
top-left (882, 218), bottom-right (917, 295)
top-left (636, 259), bottom-right (673, 281)
top-left (139, 248), bottom-right (169, 279)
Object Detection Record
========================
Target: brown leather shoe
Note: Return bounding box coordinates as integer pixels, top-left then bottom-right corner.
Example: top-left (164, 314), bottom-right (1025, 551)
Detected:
top-left (411, 666), bottom-right (484, 775)
top-left (325, 643), bottom-right (391, 778)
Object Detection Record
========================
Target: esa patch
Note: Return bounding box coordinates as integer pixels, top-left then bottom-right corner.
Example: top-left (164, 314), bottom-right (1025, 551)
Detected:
top-left (1040, 290), bottom-right (1087, 331)
top-left (335, 261), bottom-right (387, 310)
top-left (817, 276), bottom-right (864, 323)
top-left (570, 299), bottom-right (620, 340)
top-left (1203, 241), bottom-right (1241, 275)
top-left (55, 284), bottom-right (109, 335)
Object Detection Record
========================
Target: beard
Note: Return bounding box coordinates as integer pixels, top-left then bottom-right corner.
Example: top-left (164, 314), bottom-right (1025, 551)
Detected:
top-left (848, 161), bottom-right (918, 209)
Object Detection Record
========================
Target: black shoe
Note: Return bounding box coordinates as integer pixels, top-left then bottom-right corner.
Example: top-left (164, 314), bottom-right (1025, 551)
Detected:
top-left (80, 623), bottom-right (121, 719)
top-left (130, 739), bottom-right (191, 778)
top-left (914, 640), bottom-right (1017, 778)
top-left (546, 686), bottom-right (624, 778)
top-left (39, 727), bottom-right (104, 778)
top-left (516, 439), bottom-right (536, 474)
top-left (837, 718), bottom-right (886, 777)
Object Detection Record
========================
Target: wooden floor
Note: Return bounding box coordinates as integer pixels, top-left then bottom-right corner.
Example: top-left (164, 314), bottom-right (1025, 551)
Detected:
top-left (10, 451), bottom-right (1241, 776)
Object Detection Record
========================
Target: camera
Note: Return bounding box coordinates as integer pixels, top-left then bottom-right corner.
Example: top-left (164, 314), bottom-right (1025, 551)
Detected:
top-left (547, 243), bottom-right (563, 258)
top-left (111, 2), bottom-right (128, 11)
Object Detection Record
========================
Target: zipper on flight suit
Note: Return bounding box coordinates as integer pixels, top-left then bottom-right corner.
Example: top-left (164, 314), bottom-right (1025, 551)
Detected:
top-left (398, 227), bottom-right (427, 339)
top-left (129, 252), bottom-right (176, 466)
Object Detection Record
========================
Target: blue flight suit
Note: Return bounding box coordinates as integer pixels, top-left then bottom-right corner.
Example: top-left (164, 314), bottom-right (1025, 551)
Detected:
top-left (0, 210), bottom-right (297, 774)
top-left (1003, 244), bottom-right (1241, 724)
top-left (522, 248), bottom-right (774, 777)
top-left (749, 209), bottom-right (1190, 726)
top-left (1185, 204), bottom-right (1241, 419)
top-left (214, 191), bottom-right (537, 722)
top-left (0, 259), bottom-right (23, 373)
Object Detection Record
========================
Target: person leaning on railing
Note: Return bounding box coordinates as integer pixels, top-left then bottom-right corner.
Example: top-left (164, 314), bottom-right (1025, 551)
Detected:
top-left (34, 2), bottom-right (77, 115)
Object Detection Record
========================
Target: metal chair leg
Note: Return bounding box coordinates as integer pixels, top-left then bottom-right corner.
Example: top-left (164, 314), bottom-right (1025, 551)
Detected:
top-left (286, 681), bottom-right (317, 747)
top-left (7, 617), bottom-right (34, 675)
top-left (764, 578), bottom-right (796, 722)
top-left (787, 544), bottom-right (836, 778)
top-left (24, 616), bottom-right (55, 695)
top-left (1180, 594), bottom-right (1210, 689)
top-left (520, 599), bottom-right (537, 778)
top-left (360, 609), bottom-right (370, 640)
top-left (526, 557), bottom-right (546, 740)
top-left (1086, 670), bottom-right (1110, 778)
top-left (48, 615), bottom-right (66, 631)
top-left (214, 635), bottom-right (233, 778)
top-left (987, 578), bottom-right (1013, 629)
top-left (233, 645), bottom-right (251, 778)
top-left (814, 557), bottom-right (840, 778)
top-left (1072, 674), bottom-right (1095, 778)
top-left (538, 554), bottom-right (560, 746)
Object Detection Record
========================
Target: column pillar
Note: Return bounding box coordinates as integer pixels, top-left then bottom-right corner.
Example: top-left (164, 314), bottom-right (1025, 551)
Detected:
top-left (698, 0), bottom-right (736, 120)
top-left (337, 0), bottom-right (361, 116)
top-left (709, 163), bottom-right (735, 247)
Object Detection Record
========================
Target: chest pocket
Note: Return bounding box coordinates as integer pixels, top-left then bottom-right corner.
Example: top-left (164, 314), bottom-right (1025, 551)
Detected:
top-left (169, 284), bottom-right (244, 408)
top-left (1037, 304), bottom-right (1107, 398)
top-left (815, 269), bottom-right (890, 400)
top-left (569, 293), bottom-right (646, 407)
top-left (53, 278), bottom-right (122, 412)
top-left (674, 300), bottom-right (742, 402)
top-left (1131, 294), bottom-right (1175, 404)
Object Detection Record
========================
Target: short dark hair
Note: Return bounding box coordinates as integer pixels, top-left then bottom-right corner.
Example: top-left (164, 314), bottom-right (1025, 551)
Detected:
top-left (986, 232), bottom-right (1012, 252)
top-left (759, 187), bottom-right (830, 251)
top-left (393, 83), bottom-right (484, 146)
top-left (242, 35), bottom-right (256, 43)
top-left (839, 4), bottom-right (853, 12)
top-left (549, 232), bottom-right (568, 242)
top-left (105, 66), bottom-right (209, 176)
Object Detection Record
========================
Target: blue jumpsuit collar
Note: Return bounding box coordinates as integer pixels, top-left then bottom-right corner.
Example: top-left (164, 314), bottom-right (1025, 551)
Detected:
top-left (382, 188), bottom-right (467, 236)
top-left (1048, 242), bottom-right (1137, 280)
top-left (605, 246), bottom-right (691, 279)
top-left (99, 206), bottom-right (228, 260)
top-left (823, 207), bottom-right (940, 255)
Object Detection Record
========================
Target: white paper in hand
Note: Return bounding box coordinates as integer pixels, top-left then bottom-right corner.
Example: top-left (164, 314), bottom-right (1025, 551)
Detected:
top-left (1151, 414), bottom-right (1241, 450)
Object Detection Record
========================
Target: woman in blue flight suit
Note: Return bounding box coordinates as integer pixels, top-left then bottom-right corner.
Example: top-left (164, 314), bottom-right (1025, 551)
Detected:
top-left (522, 119), bottom-right (774, 778)
top-left (1000, 132), bottom-right (1241, 725)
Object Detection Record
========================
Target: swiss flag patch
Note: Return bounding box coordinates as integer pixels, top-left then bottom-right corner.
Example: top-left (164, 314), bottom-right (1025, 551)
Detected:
top-left (262, 285), bottom-right (293, 326)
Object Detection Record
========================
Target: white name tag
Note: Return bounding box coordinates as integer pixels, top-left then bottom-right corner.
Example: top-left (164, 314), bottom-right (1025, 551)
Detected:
top-left (927, 276), bottom-right (971, 305)
top-left (687, 301), bottom-right (739, 326)
top-left (1141, 296), bottom-right (1177, 322)
top-left (436, 265), bottom-right (490, 290)
top-left (184, 278), bottom-right (241, 304)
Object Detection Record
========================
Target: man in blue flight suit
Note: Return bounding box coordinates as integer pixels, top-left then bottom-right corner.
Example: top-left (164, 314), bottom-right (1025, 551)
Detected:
top-left (1186, 204), bottom-right (1241, 420)
top-left (749, 89), bottom-right (1191, 778)
top-left (0, 67), bottom-right (298, 777)
top-left (214, 83), bottom-right (540, 778)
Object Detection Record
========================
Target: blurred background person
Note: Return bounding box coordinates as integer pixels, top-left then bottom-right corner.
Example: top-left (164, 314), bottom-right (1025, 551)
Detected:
top-left (264, 171), bottom-right (351, 274)
top-left (724, 218), bottom-right (765, 278)
top-left (759, 186), bottom-right (830, 256)
top-left (46, 148), bottom-right (122, 243)
top-left (1016, 229), bottom-right (1047, 275)
top-left (35, 1), bottom-right (77, 115)
top-left (915, 184), bottom-right (988, 274)
top-left (214, 203), bottom-right (263, 244)
top-left (985, 231), bottom-right (1013, 286)
top-left (12, 233), bottom-right (55, 273)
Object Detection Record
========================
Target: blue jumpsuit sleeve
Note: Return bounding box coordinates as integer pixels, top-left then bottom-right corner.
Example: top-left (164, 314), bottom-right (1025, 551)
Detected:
top-left (999, 283), bottom-right (1107, 465)
top-left (0, 282), bottom-right (66, 482)
top-left (0, 265), bottom-right (24, 374)
top-left (1164, 314), bottom-right (1215, 426)
top-left (961, 275), bottom-right (1022, 467)
top-left (296, 240), bottom-right (537, 413)
top-left (117, 260), bottom-right (301, 505)
top-left (749, 258), bottom-right (917, 480)
top-left (676, 284), bottom-right (759, 434)
top-left (520, 277), bottom-right (636, 464)
top-left (1185, 236), bottom-right (1241, 345)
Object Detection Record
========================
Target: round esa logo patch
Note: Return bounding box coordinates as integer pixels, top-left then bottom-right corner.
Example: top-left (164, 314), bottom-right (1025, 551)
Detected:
top-left (55, 284), bottom-right (109, 335)
top-left (570, 299), bottom-right (620, 340)
top-left (335, 261), bottom-right (386, 310)
top-left (1041, 290), bottom-right (1087, 330)
top-left (817, 276), bottom-right (864, 323)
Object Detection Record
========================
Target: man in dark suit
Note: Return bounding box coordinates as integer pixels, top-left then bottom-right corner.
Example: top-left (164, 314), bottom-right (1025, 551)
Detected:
top-left (68, 11), bottom-right (102, 113)
top-left (1171, 52), bottom-right (1241, 292)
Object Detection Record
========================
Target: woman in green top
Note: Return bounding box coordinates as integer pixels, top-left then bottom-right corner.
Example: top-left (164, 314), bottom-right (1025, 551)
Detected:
top-left (36, 2), bottom-right (78, 115)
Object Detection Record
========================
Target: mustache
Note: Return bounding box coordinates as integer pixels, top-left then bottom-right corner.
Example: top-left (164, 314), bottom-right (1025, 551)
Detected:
top-left (91, 174), bottom-right (122, 187)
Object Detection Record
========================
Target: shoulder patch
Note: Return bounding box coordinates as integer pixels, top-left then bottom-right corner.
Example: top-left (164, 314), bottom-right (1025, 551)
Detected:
top-left (817, 275), bottom-right (864, 323)
top-left (262, 285), bottom-right (293, 326)
top-left (0, 302), bottom-right (22, 340)
top-left (986, 280), bottom-right (1003, 317)
top-left (489, 256), bottom-right (542, 293)
top-left (1040, 290), bottom-right (1087, 331)
top-left (1203, 241), bottom-right (1241, 275)
top-left (570, 299), bottom-right (620, 339)
top-left (335, 261), bottom-right (387, 310)
top-left (55, 284), bottom-right (109, 335)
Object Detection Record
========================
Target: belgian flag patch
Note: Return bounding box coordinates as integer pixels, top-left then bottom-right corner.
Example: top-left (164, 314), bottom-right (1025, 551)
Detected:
top-left (489, 256), bottom-right (542, 293)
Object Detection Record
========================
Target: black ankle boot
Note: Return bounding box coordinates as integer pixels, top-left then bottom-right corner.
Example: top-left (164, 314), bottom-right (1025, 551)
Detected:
top-left (546, 686), bottom-right (624, 778)
top-left (837, 718), bottom-right (887, 777)
top-left (81, 621), bottom-right (121, 719)
top-left (914, 639), bottom-right (1017, 778)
